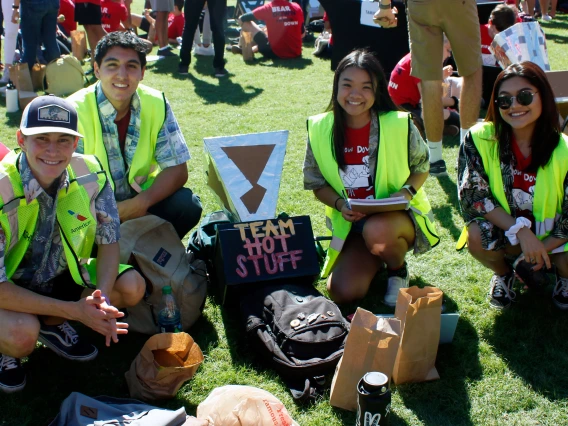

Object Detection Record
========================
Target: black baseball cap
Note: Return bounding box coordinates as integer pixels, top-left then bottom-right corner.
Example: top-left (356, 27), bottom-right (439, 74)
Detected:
top-left (20, 95), bottom-right (83, 138)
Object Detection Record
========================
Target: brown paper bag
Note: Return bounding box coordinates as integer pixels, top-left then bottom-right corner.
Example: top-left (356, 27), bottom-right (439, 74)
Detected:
top-left (31, 63), bottom-right (46, 92)
top-left (329, 307), bottom-right (401, 411)
top-left (240, 31), bottom-right (254, 62)
top-left (70, 30), bottom-right (87, 61)
top-left (125, 332), bottom-right (204, 401)
top-left (9, 63), bottom-right (38, 109)
top-left (392, 286), bottom-right (443, 384)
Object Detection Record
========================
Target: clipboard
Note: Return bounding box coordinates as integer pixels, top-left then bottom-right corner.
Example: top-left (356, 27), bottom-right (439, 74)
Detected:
top-left (348, 196), bottom-right (409, 214)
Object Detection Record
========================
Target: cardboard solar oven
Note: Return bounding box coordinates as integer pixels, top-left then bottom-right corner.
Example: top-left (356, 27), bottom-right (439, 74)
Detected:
top-left (203, 131), bottom-right (320, 303)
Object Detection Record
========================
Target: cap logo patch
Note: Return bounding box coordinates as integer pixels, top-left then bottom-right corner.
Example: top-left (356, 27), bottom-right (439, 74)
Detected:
top-left (38, 105), bottom-right (71, 124)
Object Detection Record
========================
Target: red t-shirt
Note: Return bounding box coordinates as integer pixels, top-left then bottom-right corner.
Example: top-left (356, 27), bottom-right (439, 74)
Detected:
top-left (480, 24), bottom-right (492, 55)
top-left (340, 122), bottom-right (375, 200)
top-left (253, 0), bottom-right (304, 59)
top-left (512, 139), bottom-right (537, 228)
top-left (323, 11), bottom-right (333, 46)
top-left (59, 0), bottom-right (77, 34)
top-left (115, 109), bottom-right (131, 152)
top-left (101, 0), bottom-right (128, 32)
top-left (168, 13), bottom-right (185, 39)
top-left (75, 0), bottom-right (101, 4)
top-left (388, 53), bottom-right (421, 107)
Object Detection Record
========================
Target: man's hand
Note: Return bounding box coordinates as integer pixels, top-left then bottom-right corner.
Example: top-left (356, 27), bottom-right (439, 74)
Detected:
top-left (76, 289), bottom-right (128, 346)
top-left (373, 6), bottom-right (398, 28)
top-left (117, 196), bottom-right (150, 222)
top-left (443, 65), bottom-right (454, 79)
top-left (11, 9), bottom-right (19, 24)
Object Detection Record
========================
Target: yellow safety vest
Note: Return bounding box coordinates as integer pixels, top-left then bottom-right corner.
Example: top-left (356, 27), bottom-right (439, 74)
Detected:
top-left (457, 122), bottom-right (568, 253)
top-left (0, 151), bottom-right (107, 286)
top-left (308, 110), bottom-right (440, 277)
top-left (67, 83), bottom-right (167, 193)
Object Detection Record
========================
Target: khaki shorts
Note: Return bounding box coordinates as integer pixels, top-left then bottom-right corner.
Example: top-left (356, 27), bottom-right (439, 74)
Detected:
top-left (407, 0), bottom-right (482, 80)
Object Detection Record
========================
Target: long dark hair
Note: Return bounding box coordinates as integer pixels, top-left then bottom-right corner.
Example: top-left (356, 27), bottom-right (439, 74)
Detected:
top-left (326, 49), bottom-right (399, 170)
top-left (486, 61), bottom-right (560, 171)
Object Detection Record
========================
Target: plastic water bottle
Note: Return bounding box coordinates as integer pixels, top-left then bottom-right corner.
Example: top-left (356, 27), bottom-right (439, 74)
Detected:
top-left (6, 81), bottom-right (18, 113)
top-left (158, 286), bottom-right (182, 333)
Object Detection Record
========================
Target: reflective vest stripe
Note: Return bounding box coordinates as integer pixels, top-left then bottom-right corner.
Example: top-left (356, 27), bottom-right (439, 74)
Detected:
top-left (0, 173), bottom-right (19, 251)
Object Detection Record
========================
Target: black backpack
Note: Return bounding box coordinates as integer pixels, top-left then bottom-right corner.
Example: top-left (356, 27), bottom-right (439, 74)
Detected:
top-left (240, 283), bottom-right (350, 401)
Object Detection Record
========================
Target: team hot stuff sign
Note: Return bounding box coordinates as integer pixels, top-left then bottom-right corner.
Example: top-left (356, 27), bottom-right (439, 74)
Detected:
top-left (215, 216), bottom-right (320, 290)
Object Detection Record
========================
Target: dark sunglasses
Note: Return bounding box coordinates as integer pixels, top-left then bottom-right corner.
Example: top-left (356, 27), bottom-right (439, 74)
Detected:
top-left (495, 90), bottom-right (538, 110)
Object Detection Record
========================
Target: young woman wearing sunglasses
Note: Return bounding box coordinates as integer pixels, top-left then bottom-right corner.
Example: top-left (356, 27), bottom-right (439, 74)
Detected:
top-left (457, 61), bottom-right (568, 310)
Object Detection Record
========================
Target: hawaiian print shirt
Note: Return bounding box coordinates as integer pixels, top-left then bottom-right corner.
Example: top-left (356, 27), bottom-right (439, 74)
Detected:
top-left (457, 132), bottom-right (568, 250)
top-left (0, 153), bottom-right (120, 294)
top-left (76, 82), bottom-right (190, 202)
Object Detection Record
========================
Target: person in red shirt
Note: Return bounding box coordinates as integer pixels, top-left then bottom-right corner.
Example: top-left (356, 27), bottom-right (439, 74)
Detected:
top-left (58, 0), bottom-right (77, 36)
top-left (101, 0), bottom-right (129, 33)
top-left (389, 39), bottom-right (460, 139)
top-left (167, 0), bottom-right (186, 43)
top-left (480, 4), bottom-right (518, 66)
top-left (235, 0), bottom-right (305, 60)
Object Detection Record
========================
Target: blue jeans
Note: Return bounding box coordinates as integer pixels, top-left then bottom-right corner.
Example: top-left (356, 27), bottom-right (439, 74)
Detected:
top-left (20, 0), bottom-right (61, 68)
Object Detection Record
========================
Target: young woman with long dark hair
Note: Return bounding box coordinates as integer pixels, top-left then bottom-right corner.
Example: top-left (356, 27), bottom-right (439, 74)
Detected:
top-left (303, 49), bottom-right (439, 305)
top-left (458, 61), bottom-right (568, 310)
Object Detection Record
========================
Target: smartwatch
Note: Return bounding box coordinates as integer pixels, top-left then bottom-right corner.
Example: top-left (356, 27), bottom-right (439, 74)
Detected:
top-left (402, 184), bottom-right (417, 199)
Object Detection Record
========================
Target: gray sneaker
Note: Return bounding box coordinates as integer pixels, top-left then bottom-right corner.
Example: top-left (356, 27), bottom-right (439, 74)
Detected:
top-left (383, 263), bottom-right (409, 307)
top-left (0, 354), bottom-right (25, 393)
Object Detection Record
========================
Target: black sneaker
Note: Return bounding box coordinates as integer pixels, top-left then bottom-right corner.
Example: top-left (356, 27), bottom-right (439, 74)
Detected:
top-left (214, 67), bottom-right (229, 78)
top-left (552, 275), bottom-right (568, 310)
top-left (158, 48), bottom-right (177, 57)
top-left (38, 321), bottom-right (98, 362)
top-left (489, 272), bottom-right (516, 309)
top-left (429, 159), bottom-right (448, 177)
top-left (178, 64), bottom-right (189, 75)
top-left (0, 354), bottom-right (26, 393)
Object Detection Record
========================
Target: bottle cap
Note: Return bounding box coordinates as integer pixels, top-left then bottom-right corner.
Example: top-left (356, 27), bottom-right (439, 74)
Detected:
top-left (362, 372), bottom-right (389, 393)
top-left (162, 285), bottom-right (172, 295)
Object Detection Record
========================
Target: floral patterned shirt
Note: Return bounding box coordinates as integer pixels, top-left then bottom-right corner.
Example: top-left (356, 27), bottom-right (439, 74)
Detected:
top-left (457, 132), bottom-right (568, 250)
top-left (0, 153), bottom-right (120, 294)
top-left (76, 82), bottom-right (190, 202)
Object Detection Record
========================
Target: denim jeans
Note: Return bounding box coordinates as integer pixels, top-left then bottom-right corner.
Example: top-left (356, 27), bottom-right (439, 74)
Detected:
top-left (179, 0), bottom-right (227, 69)
top-left (147, 187), bottom-right (203, 238)
top-left (20, 0), bottom-right (61, 68)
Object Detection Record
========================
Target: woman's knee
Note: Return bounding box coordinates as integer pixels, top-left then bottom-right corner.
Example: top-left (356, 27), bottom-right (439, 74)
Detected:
top-left (327, 275), bottom-right (367, 304)
top-left (466, 223), bottom-right (485, 257)
top-left (363, 214), bottom-right (412, 257)
top-left (0, 313), bottom-right (40, 358)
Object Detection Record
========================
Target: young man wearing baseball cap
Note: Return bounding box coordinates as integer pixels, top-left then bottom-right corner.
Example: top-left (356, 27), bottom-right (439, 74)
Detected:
top-left (0, 96), bottom-right (145, 393)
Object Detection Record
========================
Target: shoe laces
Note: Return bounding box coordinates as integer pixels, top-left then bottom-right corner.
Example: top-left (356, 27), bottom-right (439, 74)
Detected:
top-left (0, 355), bottom-right (18, 371)
top-left (491, 274), bottom-right (516, 300)
top-left (58, 322), bottom-right (79, 345)
top-left (554, 277), bottom-right (568, 298)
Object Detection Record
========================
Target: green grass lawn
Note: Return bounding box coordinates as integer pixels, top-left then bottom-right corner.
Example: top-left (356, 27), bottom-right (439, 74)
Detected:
top-left (1, 5), bottom-right (568, 425)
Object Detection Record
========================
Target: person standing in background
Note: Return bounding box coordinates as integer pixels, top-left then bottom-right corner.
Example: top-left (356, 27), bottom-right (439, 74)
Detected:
top-left (374, 0), bottom-right (483, 177)
top-left (12, 0), bottom-right (61, 69)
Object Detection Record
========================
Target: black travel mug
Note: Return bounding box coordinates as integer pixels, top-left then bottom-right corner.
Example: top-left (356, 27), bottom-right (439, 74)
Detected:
top-left (356, 371), bottom-right (391, 426)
